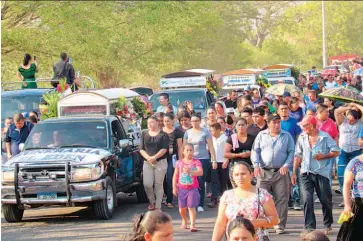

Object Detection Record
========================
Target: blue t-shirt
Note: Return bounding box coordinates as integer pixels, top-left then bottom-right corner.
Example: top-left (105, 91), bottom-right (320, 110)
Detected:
top-left (5, 122), bottom-right (34, 155)
top-left (281, 118), bottom-right (302, 143)
top-left (358, 125), bottom-right (363, 138)
top-left (184, 128), bottom-right (212, 160)
top-left (289, 107), bottom-right (304, 122)
top-left (346, 157), bottom-right (363, 198)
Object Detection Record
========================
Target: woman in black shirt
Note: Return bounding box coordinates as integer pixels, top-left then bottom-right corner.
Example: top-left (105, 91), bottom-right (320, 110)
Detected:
top-left (162, 112), bottom-right (183, 208)
top-left (140, 115), bottom-right (169, 211)
top-left (224, 118), bottom-right (255, 167)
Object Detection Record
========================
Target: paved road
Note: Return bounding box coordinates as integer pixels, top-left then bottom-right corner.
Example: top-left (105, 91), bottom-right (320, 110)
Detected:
top-left (2, 185), bottom-right (343, 241)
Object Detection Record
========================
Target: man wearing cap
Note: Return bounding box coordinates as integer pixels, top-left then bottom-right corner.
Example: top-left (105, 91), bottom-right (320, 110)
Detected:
top-left (251, 113), bottom-right (295, 234)
top-left (282, 91), bottom-right (292, 105)
top-left (292, 116), bottom-right (340, 236)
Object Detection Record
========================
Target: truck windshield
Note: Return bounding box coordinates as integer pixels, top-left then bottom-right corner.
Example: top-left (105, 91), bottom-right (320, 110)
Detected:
top-left (24, 121), bottom-right (108, 150)
top-left (1, 95), bottom-right (43, 119)
top-left (150, 90), bottom-right (206, 111)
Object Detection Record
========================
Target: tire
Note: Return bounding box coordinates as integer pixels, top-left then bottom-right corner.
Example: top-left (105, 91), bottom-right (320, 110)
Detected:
top-left (94, 177), bottom-right (116, 220)
top-left (2, 204), bottom-right (24, 223)
top-left (136, 184), bottom-right (149, 203)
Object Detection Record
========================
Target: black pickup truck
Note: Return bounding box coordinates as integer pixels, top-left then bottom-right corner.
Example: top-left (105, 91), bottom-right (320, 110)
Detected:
top-left (1, 116), bottom-right (147, 222)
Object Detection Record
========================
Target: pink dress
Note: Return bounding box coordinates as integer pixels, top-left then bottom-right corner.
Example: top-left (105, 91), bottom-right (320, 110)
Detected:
top-left (220, 188), bottom-right (272, 221)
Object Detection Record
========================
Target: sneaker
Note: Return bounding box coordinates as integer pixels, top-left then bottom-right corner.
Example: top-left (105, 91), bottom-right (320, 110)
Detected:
top-left (314, 198), bottom-right (320, 203)
top-left (335, 189), bottom-right (342, 195)
top-left (293, 203), bottom-right (302, 210)
top-left (338, 202), bottom-right (345, 207)
top-left (275, 227), bottom-right (285, 234)
top-left (197, 206), bottom-right (204, 212)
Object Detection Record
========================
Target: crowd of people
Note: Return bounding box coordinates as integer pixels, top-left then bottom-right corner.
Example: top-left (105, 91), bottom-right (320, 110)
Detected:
top-left (133, 66), bottom-right (363, 241)
top-left (4, 55), bottom-right (363, 241)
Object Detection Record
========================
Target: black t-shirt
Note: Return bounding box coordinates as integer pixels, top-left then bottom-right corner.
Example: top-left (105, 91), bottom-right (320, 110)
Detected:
top-left (226, 134), bottom-right (255, 166)
top-left (140, 130), bottom-right (169, 161)
top-left (164, 128), bottom-right (184, 156)
top-left (225, 99), bottom-right (237, 109)
top-left (247, 123), bottom-right (267, 137)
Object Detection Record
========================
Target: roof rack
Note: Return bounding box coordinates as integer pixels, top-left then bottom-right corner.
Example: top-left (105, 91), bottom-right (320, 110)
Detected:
top-left (1, 76), bottom-right (96, 92)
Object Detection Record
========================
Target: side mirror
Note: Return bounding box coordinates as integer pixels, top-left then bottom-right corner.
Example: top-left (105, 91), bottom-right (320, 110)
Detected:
top-left (118, 139), bottom-right (129, 148)
top-left (19, 143), bottom-right (25, 152)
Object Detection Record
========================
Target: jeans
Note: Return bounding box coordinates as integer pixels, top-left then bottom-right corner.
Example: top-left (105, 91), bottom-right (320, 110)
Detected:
top-left (165, 156), bottom-right (174, 204)
top-left (197, 159), bottom-right (210, 207)
top-left (211, 163), bottom-right (229, 201)
top-left (289, 167), bottom-right (301, 204)
top-left (300, 173), bottom-right (333, 230)
top-left (337, 149), bottom-right (361, 192)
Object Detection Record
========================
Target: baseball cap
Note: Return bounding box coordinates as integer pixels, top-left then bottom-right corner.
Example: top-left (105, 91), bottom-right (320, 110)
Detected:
top-left (267, 113), bottom-right (281, 123)
top-left (282, 91), bottom-right (291, 97)
top-left (299, 116), bottom-right (318, 126)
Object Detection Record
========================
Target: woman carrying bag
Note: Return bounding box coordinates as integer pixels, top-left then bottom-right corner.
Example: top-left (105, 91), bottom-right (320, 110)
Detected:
top-left (337, 154), bottom-right (363, 241)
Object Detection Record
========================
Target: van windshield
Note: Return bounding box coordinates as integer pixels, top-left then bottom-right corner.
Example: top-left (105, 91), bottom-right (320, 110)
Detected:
top-left (1, 95), bottom-right (43, 119)
top-left (150, 90), bottom-right (206, 110)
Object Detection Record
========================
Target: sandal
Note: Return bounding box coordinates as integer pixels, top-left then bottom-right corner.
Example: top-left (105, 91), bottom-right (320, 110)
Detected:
top-left (190, 226), bottom-right (198, 232)
top-left (166, 203), bottom-right (174, 209)
top-left (148, 203), bottom-right (155, 211)
top-left (325, 227), bottom-right (332, 235)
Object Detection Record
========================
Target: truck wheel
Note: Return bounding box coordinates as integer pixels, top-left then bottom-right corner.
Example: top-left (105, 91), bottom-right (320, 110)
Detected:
top-left (94, 177), bottom-right (115, 220)
top-left (2, 204), bottom-right (24, 222)
top-left (136, 184), bottom-right (149, 203)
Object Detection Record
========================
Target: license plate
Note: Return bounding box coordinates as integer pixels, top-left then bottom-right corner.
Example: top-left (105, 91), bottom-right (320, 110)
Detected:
top-left (37, 192), bottom-right (57, 200)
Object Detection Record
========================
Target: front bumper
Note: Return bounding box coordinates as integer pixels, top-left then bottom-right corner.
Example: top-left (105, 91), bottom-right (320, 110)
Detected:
top-left (1, 179), bottom-right (106, 205)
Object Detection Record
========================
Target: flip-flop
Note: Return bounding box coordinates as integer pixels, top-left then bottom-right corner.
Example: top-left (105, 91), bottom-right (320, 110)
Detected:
top-left (190, 227), bottom-right (198, 232)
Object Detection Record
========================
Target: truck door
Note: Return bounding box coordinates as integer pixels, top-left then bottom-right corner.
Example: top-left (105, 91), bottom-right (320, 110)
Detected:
top-left (111, 120), bottom-right (134, 188)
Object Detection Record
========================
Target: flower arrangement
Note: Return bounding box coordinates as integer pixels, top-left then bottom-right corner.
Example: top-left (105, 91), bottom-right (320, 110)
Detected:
top-left (115, 96), bottom-right (137, 123)
top-left (257, 75), bottom-right (271, 90)
top-left (206, 76), bottom-right (220, 96)
top-left (130, 96), bottom-right (153, 129)
top-left (56, 78), bottom-right (69, 93)
top-left (40, 90), bottom-right (61, 120)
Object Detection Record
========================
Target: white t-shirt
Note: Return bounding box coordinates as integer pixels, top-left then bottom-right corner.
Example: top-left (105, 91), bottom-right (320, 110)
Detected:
top-left (325, 81), bottom-right (337, 89)
top-left (212, 133), bottom-right (228, 163)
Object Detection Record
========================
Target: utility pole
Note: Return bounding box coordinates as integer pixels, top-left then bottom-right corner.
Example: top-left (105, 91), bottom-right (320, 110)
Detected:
top-left (322, 1), bottom-right (327, 68)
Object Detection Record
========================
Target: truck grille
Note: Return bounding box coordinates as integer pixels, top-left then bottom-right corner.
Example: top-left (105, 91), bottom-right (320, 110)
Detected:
top-left (19, 165), bottom-right (68, 182)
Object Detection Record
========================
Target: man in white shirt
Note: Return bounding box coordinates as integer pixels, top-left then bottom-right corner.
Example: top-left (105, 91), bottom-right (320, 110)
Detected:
top-left (208, 123), bottom-right (229, 208)
top-left (324, 75), bottom-right (337, 89)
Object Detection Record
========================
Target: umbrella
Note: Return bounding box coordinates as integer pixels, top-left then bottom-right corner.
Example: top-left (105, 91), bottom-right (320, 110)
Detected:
top-left (319, 86), bottom-right (363, 104)
top-left (265, 83), bottom-right (301, 96)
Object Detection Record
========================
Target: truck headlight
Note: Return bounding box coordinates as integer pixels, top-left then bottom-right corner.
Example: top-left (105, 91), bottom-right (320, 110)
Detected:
top-left (71, 162), bottom-right (104, 182)
top-left (1, 167), bottom-right (14, 184)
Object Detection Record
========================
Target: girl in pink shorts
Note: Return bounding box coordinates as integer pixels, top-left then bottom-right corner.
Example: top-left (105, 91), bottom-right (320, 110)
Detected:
top-left (173, 143), bottom-right (203, 232)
